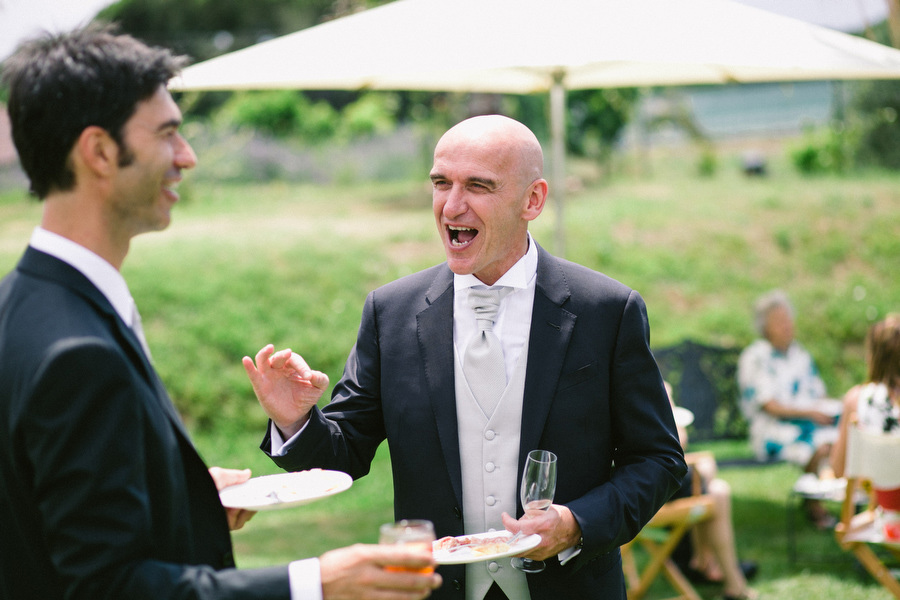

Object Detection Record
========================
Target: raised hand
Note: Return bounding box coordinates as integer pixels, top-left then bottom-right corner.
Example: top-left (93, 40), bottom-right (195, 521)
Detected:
top-left (242, 344), bottom-right (329, 438)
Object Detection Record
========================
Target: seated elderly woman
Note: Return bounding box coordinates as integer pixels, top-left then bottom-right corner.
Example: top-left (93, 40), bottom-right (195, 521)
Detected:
top-left (831, 314), bottom-right (900, 538)
top-left (738, 290), bottom-right (840, 528)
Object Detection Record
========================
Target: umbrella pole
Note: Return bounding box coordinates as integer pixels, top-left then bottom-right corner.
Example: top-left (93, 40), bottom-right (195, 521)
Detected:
top-left (551, 75), bottom-right (567, 258)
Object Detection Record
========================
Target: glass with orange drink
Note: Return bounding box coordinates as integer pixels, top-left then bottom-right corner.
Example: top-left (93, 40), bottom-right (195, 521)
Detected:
top-left (379, 519), bottom-right (436, 574)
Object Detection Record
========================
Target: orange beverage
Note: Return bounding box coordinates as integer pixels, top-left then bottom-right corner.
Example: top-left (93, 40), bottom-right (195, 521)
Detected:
top-left (379, 520), bottom-right (436, 574)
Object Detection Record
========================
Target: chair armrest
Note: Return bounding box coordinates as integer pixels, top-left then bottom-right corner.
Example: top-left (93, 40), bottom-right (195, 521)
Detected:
top-left (646, 495), bottom-right (716, 528)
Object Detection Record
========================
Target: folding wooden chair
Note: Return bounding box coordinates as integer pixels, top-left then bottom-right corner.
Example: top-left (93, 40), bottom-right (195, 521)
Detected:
top-left (622, 451), bottom-right (717, 600)
top-left (835, 426), bottom-right (900, 599)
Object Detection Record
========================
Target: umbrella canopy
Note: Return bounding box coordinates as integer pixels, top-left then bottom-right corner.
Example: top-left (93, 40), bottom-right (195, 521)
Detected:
top-left (173, 0), bottom-right (900, 92)
top-left (171, 0), bottom-right (900, 253)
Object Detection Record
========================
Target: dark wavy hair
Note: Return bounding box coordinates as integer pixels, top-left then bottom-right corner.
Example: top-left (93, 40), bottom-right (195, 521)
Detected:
top-left (1, 24), bottom-right (189, 198)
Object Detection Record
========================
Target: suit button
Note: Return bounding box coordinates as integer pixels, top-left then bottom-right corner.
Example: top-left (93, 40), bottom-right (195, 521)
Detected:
top-left (454, 506), bottom-right (463, 519)
top-left (486, 495), bottom-right (496, 506)
top-left (485, 462), bottom-right (495, 472)
top-left (488, 561), bottom-right (500, 573)
top-left (452, 579), bottom-right (462, 591)
top-left (485, 430), bottom-right (496, 440)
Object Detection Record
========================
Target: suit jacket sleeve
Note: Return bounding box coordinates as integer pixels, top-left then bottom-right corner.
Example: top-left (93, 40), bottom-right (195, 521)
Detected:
top-left (563, 289), bottom-right (686, 562)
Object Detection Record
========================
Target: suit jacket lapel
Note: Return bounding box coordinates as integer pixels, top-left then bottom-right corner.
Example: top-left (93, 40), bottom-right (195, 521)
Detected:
top-left (416, 266), bottom-right (464, 507)
top-left (520, 244), bottom-right (576, 465)
top-left (19, 248), bottom-right (192, 440)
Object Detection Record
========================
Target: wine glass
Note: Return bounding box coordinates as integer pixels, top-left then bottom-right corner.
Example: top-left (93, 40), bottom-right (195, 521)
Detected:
top-left (511, 449), bottom-right (557, 573)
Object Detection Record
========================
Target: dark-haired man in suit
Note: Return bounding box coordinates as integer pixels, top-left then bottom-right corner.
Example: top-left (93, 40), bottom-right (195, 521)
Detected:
top-left (0, 25), bottom-right (440, 600)
top-left (245, 115), bottom-right (685, 600)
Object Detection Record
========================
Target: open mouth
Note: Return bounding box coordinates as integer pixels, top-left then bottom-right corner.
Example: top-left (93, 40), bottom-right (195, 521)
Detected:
top-left (448, 225), bottom-right (478, 247)
top-left (162, 179), bottom-right (181, 201)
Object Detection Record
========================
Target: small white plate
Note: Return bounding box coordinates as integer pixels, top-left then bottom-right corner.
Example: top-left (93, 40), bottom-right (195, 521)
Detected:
top-left (219, 469), bottom-right (352, 511)
top-left (433, 531), bottom-right (541, 565)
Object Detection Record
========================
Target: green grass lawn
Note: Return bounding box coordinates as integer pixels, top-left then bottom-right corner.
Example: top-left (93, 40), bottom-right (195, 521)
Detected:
top-left (2, 136), bottom-right (899, 598)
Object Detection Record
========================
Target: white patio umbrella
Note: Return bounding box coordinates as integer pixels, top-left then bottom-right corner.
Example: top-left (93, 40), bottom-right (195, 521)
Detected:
top-left (171, 0), bottom-right (900, 254)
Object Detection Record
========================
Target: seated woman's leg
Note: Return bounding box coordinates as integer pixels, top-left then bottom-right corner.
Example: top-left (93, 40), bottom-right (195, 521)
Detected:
top-left (690, 478), bottom-right (757, 599)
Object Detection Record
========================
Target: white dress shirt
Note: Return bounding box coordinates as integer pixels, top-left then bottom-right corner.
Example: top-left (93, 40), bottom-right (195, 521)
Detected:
top-left (29, 227), bottom-right (322, 600)
top-left (30, 227), bottom-right (135, 327)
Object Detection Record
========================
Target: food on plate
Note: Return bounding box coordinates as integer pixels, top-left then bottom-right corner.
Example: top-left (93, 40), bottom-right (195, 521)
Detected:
top-left (433, 534), bottom-right (512, 555)
top-left (472, 541), bottom-right (510, 556)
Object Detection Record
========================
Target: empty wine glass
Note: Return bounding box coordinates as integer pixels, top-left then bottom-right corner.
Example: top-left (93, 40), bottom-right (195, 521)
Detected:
top-left (511, 449), bottom-right (557, 573)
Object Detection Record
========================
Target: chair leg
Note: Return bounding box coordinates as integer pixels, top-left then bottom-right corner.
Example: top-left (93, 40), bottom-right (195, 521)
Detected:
top-left (661, 558), bottom-right (703, 600)
top-left (853, 545), bottom-right (900, 599)
top-left (625, 522), bottom-right (702, 600)
top-left (621, 542), bottom-right (641, 595)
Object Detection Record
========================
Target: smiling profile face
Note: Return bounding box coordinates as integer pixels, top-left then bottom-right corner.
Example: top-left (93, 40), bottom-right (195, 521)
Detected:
top-left (108, 85), bottom-right (197, 238)
top-left (430, 115), bottom-right (547, 285)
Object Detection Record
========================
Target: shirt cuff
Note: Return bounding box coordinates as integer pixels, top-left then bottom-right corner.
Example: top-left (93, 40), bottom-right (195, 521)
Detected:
top-left (270, 419), bottom-right (309, 456)
top-left (558, 539), bottom-right (583, 566)
top-left (289, 558), bottom-right (322, 600)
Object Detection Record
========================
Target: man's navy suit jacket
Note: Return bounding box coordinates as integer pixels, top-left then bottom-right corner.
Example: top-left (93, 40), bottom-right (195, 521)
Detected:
top-left (0, 247), bottom-right (290, 600)
top-left (267, 243), bottom-right (686, 600)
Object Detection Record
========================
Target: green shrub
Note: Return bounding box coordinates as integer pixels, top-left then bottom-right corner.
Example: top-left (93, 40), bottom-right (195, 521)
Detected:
top-left (225, 90), bottom-right (303, 138)
top-left (696, 147), bottom-right (717, 177)
top-left (789, 125), bottom-right (853, 174)
top-left (338, 93), bottom-right (398, 139)
top-left (219, 90), bottom-right (338, 142)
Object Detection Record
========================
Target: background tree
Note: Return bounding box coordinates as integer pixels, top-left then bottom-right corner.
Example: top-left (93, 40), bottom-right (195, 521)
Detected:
top-left (100, 0), bottom-right (391, 62)
top-left (845, 13), bottom-right (900, 171)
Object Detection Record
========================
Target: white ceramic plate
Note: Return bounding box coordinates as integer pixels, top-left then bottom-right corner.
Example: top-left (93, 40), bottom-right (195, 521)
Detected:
top-left (433, 531), bottom-right (541, 565)
top-left (219, 469), bottom-right (352, 511)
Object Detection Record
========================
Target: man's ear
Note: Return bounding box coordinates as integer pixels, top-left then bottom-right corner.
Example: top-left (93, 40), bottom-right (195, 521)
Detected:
top-left (73, 126), bottom-right (119, 179)
top-left (522, 178), bottom-right (548, 222)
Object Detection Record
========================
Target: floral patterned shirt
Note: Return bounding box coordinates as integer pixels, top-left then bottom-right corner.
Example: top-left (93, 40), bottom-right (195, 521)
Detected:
top-left (856, 382), bottom-right (900, 436)
top-left (738, 339), bottom-right (826, 418)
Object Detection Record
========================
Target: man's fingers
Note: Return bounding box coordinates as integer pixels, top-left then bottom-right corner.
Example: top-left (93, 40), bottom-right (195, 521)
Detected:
top-left (310, 371), bottom-right (330, 390)
top-left (241, 355), bottom-right (260, 384)
top-left (208, 466), bottom-right (252, 490)
top-left (254, 344), bottom-right (276, 373)
top-left (269, 347), bottom-right (295, 370)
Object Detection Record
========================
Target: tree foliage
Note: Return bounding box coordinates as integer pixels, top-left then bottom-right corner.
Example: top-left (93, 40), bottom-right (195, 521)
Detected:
top-left (100, 0), bottom-right (392, 61)
top-left (851, 80), bottom-right (900, 170)
top-left (842, 20), bottom-right (900, 171)
top-left (565, 88), bottom-right (639, 158)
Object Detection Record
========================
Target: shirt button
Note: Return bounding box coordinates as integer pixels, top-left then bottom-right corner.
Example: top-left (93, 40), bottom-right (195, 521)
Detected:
top-left (488, 561), bottom-right (500, 573)
top-left (485, 462), bottom-right (495, 472)
top-left (485, 430), bottom-right (496, 441)
top-left (486, 495), bottom-right (496, 506)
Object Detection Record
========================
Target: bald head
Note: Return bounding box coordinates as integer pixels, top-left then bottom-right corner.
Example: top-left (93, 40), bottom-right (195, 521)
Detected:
top-left (430, 115), bottom-right (548, 285)
top-left (435, 115), bottom-right (544, 188)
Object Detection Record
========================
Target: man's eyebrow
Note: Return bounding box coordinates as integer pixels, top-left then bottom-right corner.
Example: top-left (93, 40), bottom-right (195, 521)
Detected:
top-left (466, 176), bottom-right (496, 187)
top-left (156, 118), bottom-right (182, 133)
top-left (429, 173), bottom-right (497, 188)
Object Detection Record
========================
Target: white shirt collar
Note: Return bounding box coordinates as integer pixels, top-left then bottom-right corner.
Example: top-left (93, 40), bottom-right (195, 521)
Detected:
top-left (453, 232), bottom-right (538, 292)
top-left (29, 227), bottom-right (136, 327)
